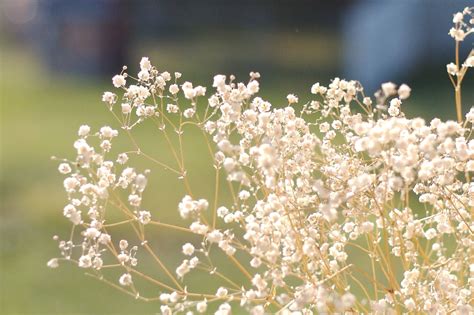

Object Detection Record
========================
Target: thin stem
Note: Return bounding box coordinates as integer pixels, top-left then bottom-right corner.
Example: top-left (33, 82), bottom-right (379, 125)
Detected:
top-left (142, 242), bottom-right (184, 291)
top-left (227, 254), bottom-right (252, 281)
top-left (454, 41), bottom-right (463, 123)
top-left (148, 220), bottom-right (193, 234)
top-left (212, 167), bottom-right (220, 229)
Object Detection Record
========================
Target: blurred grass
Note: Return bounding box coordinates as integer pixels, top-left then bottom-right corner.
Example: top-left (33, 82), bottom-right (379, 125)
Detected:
top-left (1, 32), bottom-right (472, 314)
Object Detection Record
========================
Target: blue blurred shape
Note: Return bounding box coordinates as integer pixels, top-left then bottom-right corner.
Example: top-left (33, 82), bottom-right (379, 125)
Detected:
top-left (35, 0), bottom-right (129, 77)
top-left (343, 0), bottom-right (472, 92)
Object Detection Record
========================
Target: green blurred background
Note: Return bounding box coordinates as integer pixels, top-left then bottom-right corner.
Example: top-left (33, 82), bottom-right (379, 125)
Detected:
top-left (1, 1), bottom-right (473, 314)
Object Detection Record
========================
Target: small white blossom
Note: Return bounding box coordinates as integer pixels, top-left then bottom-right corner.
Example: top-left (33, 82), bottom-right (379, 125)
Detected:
top-left (99, 126), bottom-right (118, 138)
top-left (121, 103), bottom-right (132, 114)
top-left (47, 258), bottom-right (59, 268)
top-left (398, 84), bottom-right (411, 100)
top-left (138, 69), bottom-right (150, 81)
top-left (63, 204), bottom-right (81, 225)
top-left (404, 298), bottom-right (416, 311)
top-left (78, 255), bottom-right (92, 268)
top-left (182, 243), bottom-right (195, 256)
top-left (424, 228), bottom-right (437, 240)
top-left (453, 12), bottom-right (464, 23)
top-left (167, 104), bottom-right (179, 114)
top-left (381, 82), bottom-right (397, 96)
top-left (216, 287), bottom-right (228, 298)
top-left (169, 84), bottom-right (179, 94)
top-left (102, 92), bottom-right (116, 105)
top-left (311, 82), bottom-right (327, 94)
top-left (119, 240), bottom-right (129, 250)
top-left (463, 56), bottom-right (474, 67)
top-left (137, 210), bottom-right (151, 225)
top-left (183, 108), bottom-right (195, 118)
top-left (139, 57), bottom-right (151, 71)
top-left (287, 94), bottom-right (298, 104)
top-left (58, 163), bottom-right (71, 174)
top-left (112, 75), bottom-right (126, 88)
top-left (196, 300), bottom-right (207, 313)
top-left (213, 75), bottom-right (226, 88)
top-left (119, 273), bottom-right (133, 286)
top-left (447, 62), bottom-right (458, 75)
top-left (117, 153), bottom-right (129, 164)
top-left (78, 125), bottom-right (91, 137)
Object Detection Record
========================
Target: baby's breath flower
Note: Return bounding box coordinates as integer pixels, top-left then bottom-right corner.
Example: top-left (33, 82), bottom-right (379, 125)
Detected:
top-left (424, 228), bottom-right (437, 240)
top-left (398, 84), bottom-right (411, 100)
top-left (139, 57), bottom-right (151, 71)
top-left (190, 221), bottom-right (208, 235)
top-left (47, 258), bottom-right (59, 268)
top-left (464, 55), bottom-right (474, 67)
top-left (206, 230), bottom-right (223, 243)
top-left (117, 153), bottom-right (128, 165)
top-left (182, 243), bottom-right (195, 256)
top-left (167, 104), bottom-right (179, 114)
top-left (78, 255), bottom-right (92, 268)
top-left (119, 239), bottom-right (128, 250)
top-left (137, 210), bottom-right (151, 225)
top-left (176, 260), bottom-right (191, 278)
top-left (84, 227), bottom-right (100, 239)
top-left (247, 80), bottom-right (259, 94)
top-left (169, 84), bottom-right (179, 95)
top-left (128, 194), bottom-right (141, 207)
top-left (404, 298), bottom-right (416, 311)
top-left (213, 75), bottom-right (226, 89)
top-left (215, 287), bottom-right (228, 298)
top-left (287, 94), bottom-right (298, 104)
top-left (196, 300), bottom-right (207, 313)
top-left (388, 104), bottom-right (400, 116)
top-left (311, 82), bottom-right (327, 95)
top-left (112, 75), bottom-right (126, 88)
top-left (381, 82), bottom-right (397, 96)
top-left (453, 12), bottom-right (464, 23)
top-left (449, 27), bottom-right (466, 41)
top-left (239, 190), bottom-right (250, 200)
top-left (98, 233), bottom-right (111, 244)
top-left (121, 103), bottom-right (131, 114)
top-left (58, 163), bottom-right (71, 174)
top-left (99, 126), bottom-right (118, 139)
top-left (63, 204), bottom-right (81, 225)
top-left (77, 125), bottom-right (91, 137)
top-left (216, 303), bottom-right (231, 315)
top-left (102, 91), bottom-right (116, 105)
top-left (119, 273), bottom-right (133, 286)
top-left (183, 108), bottom-right (195, 118)
top-left (319, 122), bottom-right (330, 133)
top-left (447, 62), bottom-right (459, 75)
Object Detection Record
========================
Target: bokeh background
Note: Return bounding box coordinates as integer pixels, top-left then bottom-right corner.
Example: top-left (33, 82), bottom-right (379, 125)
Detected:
top-left (1, 0), bottom-right (473, 314)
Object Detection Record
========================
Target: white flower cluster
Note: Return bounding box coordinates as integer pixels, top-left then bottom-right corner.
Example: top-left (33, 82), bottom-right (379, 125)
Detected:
top-left (51, 122), bottom-right (152, 280)
top-left (447, 8), bottom-right (474, 81)
top-left (449, 7), bottom-right (474, 42)
top-left (50, 9), bottom-right (473, 314)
